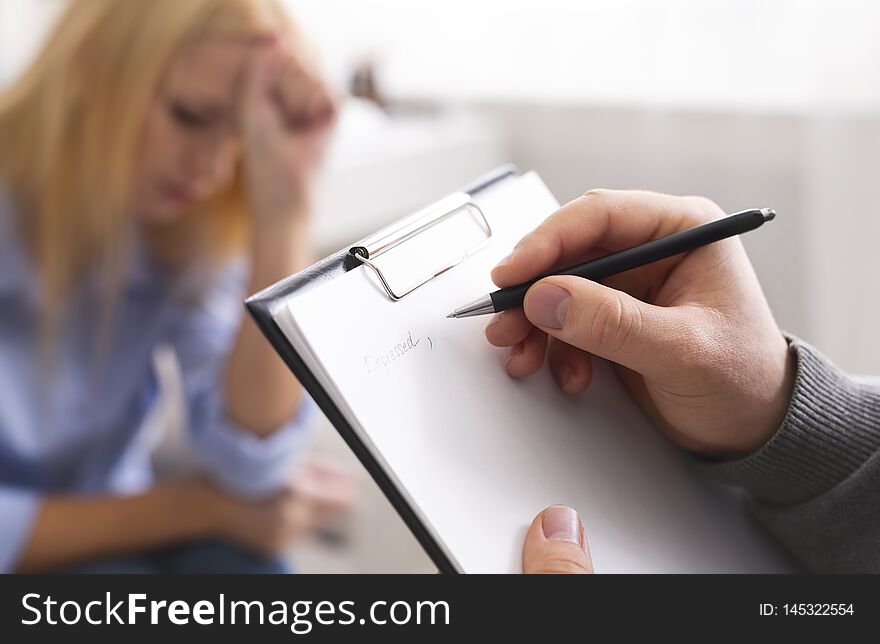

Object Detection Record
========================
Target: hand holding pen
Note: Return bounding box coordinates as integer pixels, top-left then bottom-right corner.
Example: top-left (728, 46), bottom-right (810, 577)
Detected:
top-left (477, 189), bottom-right (794, 458)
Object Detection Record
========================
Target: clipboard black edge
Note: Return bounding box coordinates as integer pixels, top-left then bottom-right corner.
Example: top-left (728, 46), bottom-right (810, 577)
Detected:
top-left (245, 164), bottom-right (520, 574)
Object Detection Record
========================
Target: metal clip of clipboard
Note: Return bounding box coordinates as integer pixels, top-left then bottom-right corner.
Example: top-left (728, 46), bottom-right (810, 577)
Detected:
top-left (349, 192), bottom-right (492, 301)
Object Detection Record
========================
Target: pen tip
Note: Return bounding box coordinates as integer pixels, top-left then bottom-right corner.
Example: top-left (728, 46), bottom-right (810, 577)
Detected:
top-left (446, 312), bottom-right (456, 319)
top-left (761, 208), bottom-right (776, 222)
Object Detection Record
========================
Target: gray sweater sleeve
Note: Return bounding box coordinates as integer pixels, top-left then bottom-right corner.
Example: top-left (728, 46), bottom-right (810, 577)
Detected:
top-left (701, 335), bottom-right (880, 573)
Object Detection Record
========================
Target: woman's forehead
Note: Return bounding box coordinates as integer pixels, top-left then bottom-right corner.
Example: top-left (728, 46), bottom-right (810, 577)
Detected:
top-left (164, 39), bottom-right (252, 105)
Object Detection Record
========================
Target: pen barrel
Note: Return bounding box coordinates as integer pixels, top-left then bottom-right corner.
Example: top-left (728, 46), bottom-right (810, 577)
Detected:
top-left (490, 209), bottom-right (767, 313)
top-left (490, 282), bottom-right (535, 312)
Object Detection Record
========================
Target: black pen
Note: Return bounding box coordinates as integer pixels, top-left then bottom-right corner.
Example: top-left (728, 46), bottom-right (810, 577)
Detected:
top-left (447, 208), bottom-right (775, 319)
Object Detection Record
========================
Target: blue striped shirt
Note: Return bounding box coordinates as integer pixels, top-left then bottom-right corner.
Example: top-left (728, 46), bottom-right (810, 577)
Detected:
top-left (0, 191), bottom-right (313, 572)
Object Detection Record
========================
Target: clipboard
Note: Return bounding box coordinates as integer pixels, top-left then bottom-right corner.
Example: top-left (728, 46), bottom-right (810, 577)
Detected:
top-left (246, 165), bottom-right (795, 574)
top-left (247, 165), bottom-right (516, 573)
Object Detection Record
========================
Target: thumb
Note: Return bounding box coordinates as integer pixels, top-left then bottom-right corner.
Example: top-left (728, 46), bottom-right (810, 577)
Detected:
top-left (523, 275), bottom-right (677, 375)
top-left (522, 505), bottom-right (593, 574)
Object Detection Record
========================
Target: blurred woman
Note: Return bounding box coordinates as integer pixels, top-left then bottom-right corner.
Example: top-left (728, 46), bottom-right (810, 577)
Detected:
top-left (0, 0), bottom-right (351, 573)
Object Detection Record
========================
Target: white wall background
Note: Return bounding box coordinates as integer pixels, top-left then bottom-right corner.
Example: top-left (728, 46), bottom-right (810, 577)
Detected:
top-left (287, 0), bottom-right (880, 112)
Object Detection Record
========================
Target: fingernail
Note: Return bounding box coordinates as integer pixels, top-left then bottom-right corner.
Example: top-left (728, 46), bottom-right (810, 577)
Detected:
top-left (542, 505), bottom-right (582, 546)
top-left (526, 284), bottom-right (571, 330)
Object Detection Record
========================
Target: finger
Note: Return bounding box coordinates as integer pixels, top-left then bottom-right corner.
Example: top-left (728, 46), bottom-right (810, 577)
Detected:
top-left (491, 190), bottom-right (721, 288)
top-left (274, 52), bottom-right (335, 129)
top-left (305, 84), bottom-right (337, 125)
top-left (546, 338), bottom-right (593, 395)
top-left (275, 63), bottom-right (317, 118)
top-left (240, 41), bottom-right (283, 125)
top-left (522, 505), bottom-right (593, 574)
top-left (485, 308), bottom-right (532, 347)
top-left (297, 459), bottom-right (355, 483)
top-left (523, 275), bottom-right (690, 376)
top-left (292, 469), bottom-right (358, 510)
top-left (504, 326), bottom-right (548, 379)
top-left (277, 78), bottom-right (336, 132)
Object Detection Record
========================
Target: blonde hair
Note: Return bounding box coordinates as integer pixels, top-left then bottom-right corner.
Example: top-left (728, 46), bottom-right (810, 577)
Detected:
top-left (0, 0), bottom-right (298, 341)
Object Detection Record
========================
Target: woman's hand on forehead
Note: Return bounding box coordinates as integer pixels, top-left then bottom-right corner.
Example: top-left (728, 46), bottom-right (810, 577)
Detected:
top-left (238, 34), bottom-right (337, 221)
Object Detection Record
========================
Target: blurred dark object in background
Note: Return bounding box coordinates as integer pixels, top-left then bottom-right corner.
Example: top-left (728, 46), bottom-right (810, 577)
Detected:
top-left (349, 58), bottom-right (385, 110)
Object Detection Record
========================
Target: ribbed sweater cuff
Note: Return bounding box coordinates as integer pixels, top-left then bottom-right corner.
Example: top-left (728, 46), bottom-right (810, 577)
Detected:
top-left (700, 334), bottom-right (880, 504)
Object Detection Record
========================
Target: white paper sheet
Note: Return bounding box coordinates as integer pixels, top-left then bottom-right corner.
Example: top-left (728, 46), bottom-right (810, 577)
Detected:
top-left (278, 172), bottom-right (794, 573)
